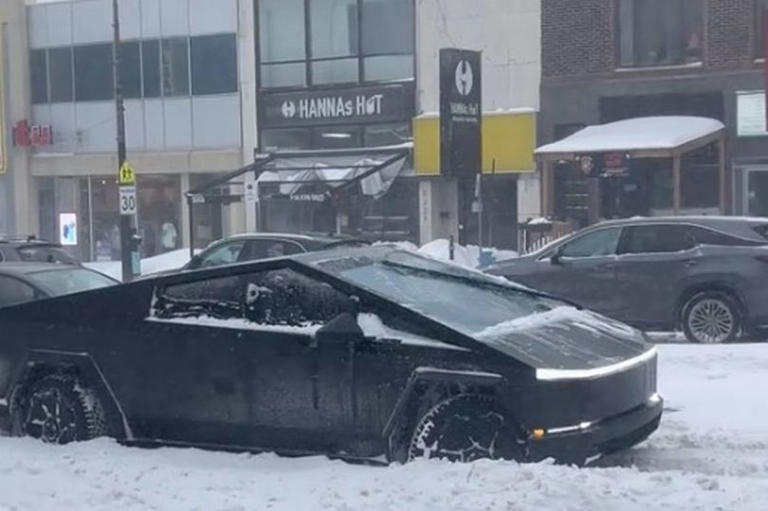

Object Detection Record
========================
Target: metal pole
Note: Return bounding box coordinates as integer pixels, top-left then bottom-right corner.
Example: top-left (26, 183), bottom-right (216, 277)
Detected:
top-left (187, 195), bottom-right (195, 260)
top-left (113, 0), bottom-right (136, 281)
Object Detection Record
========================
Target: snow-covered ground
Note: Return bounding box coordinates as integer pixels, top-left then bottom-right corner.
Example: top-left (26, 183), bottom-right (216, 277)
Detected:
top-left (84, 249), bottom-right (194, 281)
top-left (1, 343), bottom-right (766, 510)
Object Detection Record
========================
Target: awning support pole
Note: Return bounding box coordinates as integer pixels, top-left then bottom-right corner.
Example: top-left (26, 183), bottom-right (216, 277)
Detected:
top-left (187, 194), bottom-right (194, 260)
top-left (541, 160), bottom-right (553, 217)
top-left (673, 155), bottom-right (681, 214)
top-left (719, 137), bottom-right (726, 214)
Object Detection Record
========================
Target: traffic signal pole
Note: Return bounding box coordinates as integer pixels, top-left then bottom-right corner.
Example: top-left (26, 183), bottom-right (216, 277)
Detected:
top-left (112, 0), bottom-right (139, 281)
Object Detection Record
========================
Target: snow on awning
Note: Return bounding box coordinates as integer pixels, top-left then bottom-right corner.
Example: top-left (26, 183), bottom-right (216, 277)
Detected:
top-left (535, 116), bottom-right (725, 159)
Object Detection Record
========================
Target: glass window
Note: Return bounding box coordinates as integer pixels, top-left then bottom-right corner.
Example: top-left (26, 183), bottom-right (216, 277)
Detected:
top-left (681, 164), bottom-right (718, 208)
top-left (136, 175), bottom-right (181, 257)
top-left (191, 34), bottom-right (238, 95)
top-left (49, 47), bottom-right (73, 102)
top-left (561, 227), bottom-right (622, 258)
top-left (17, 246), bottom-right (78, 264)
top-left (361, 0), bottom-right (414, 55)
top-left (618, 0), bottom-right (703, 67)
top-left (74, 43), bottom-right (114, 101)
top-left (364, 123), bottom-right (411, 146)
top-left (162, 37), bottom-right (190, 96)
top-left (364, 55), bottom-right (413, 81)
top-left (260, 63), bottom-right (306, 88)
top-left (198, 240), bottom-right (247, 268)
top-left (618, 225), bottom-right (695, 254)
top-left (687, 226), bottom-right (754, 247)
top-left (142, 39), bottom-right (161, 98)
top-left (119, 41), bottom-right (142, 99)
top-left (261, 128), bottom-right (311, 150)
top-left (30, 49), bottom-right (48, 103)
top-left (259, 0), bottom-right (306, 62)
top-left (0, 276), bottom-right (37, 308)
top-left (311, 58), bottom-right (359, 85)
top-left (27, 268), bottom-right (116, 296)
top-left (310, 0), bottom-right (358, 58)
top-left (245, 240), bottom-right (305, 260)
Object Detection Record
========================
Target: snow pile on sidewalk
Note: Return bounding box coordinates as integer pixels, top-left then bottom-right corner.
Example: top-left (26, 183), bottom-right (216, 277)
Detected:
top-left (1, 344), bottom-right (767, 511)
top-left (85, 249), bottom-right (193, 281)
top-left (418, 238), bottom-right (518, 268)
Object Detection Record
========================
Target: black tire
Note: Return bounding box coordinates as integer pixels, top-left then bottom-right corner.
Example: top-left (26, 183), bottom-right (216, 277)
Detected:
top-left (12, 374), bottom-right (107, 444)
top-left (407, 394), bottom-right (525, 462)
top-left (681, 290), bottom-right (741, 344)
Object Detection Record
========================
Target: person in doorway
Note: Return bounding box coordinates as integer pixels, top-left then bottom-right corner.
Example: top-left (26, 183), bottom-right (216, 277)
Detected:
top-left (160, 221), bottom-right (178, 252)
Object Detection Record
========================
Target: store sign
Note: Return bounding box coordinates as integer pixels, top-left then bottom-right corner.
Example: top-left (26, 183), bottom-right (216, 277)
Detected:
top-left (439, 48), bottom-right (482, 177)
top-left (737, 91), bottom-right (768, 137)
top-left (59, 213), bottom-right (78, 246)
top-left (260, 83), bottom-right (414, 128)
top-left (12, 120), bottom-right (53, 147)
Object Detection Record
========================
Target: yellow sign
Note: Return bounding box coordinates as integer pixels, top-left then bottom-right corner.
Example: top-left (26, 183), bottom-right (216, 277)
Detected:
top-left (413, 110), bottom-right (537, 176)
top-left (119, 161), bottom-right (135, 185)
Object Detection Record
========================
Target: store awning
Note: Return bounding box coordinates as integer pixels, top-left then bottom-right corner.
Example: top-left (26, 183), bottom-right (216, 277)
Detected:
top-left (536, 116), bottom-right (726, 160)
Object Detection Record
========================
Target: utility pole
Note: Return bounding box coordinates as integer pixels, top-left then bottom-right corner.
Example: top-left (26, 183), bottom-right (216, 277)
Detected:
top-left (112, 0), bottom-right (139, 281)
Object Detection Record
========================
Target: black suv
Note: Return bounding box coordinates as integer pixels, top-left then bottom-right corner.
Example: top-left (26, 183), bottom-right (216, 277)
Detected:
top-left (0, 237), bottom-right (79, 265)
top-left (486, 216), bottom-right (768, 343)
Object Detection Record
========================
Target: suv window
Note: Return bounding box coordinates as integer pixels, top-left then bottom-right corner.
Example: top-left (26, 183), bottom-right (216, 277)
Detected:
top-left (0, 276), bottom-right (37, 307)
top-left (618, 225), bottom-right (695, 254)
top-left (154, 268), bottom-right (348, 328)
top-left (17, 246), bottom-right (78, 264)
top-left (560, 227), bottom-right (622, 258)
top-left (687, 226), bottom-right (758, 247)
top-left (197, 240), bottom-right (247, 268)
top-left (245, 240), bottom-right (305, 260)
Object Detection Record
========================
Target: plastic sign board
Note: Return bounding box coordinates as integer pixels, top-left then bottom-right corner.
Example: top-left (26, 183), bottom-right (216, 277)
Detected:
top-left (439, 48), bottom-right (482, 178)
top-left (119, 161), bottom-right (136, 185)
top-left (59, 213), bottom-right (78, 246)
top-left (119, 186), bottom-right (137, 216)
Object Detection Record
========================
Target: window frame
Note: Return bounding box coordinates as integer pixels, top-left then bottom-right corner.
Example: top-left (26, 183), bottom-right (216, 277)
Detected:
top-left (255, 0), bottom-right (416, 90)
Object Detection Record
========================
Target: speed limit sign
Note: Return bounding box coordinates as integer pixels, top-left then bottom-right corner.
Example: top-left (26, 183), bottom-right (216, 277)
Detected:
top-left (119, 186), bottom-right (137, 215)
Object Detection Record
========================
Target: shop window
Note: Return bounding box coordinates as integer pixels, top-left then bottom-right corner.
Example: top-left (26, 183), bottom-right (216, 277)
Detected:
top-left (49, 47), bottom-right (73, 103)
top-left (136, 175), bottom-right (181, 258)
top-left (119, 41), bottom-right (142, 99)
top-left (617, 0), bottom-right (703, 67)
top-left (74, 43), bottom-right (114, 101)
top-left (259, 0), bottom-right (306, 63)
top-left (142, 39), bottom-right (161, 98)
top-left (191, 34), bottom-right (238, 95)
top-left (364, 123), bottom-right (411, 146)
top-left (162, 38), bottom-right (190, 97)
top-left (311, 58), bottom-right (359, 85)
top-left (30, 49), bottom-right (48, 104)
top-left (261, 128), bottom-right (311, 150)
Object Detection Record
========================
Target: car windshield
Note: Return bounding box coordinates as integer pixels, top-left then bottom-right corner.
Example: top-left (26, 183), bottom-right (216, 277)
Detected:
top-left (27, 268), bottom-right (117, 297)
top-left (318, 250), bottom-right (559, 335)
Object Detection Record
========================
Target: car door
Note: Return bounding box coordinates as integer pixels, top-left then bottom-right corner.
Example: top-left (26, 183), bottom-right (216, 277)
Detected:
top-left (612, 224), bottom-right (698, 329)
top-left (134, 265), bottom-right (354, 452)
top-left (518, 226), bottom-right (623, 315)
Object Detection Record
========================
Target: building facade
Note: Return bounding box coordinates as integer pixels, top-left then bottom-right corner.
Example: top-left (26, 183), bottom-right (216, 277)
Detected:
top-left (541, 0), bottom-right (767, 224)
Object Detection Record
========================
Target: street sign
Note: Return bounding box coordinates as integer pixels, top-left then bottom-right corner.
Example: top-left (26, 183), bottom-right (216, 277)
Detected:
top-left (439, 48), bottom-right (482, 178)
top-left (119, 161), bottom-right (136, 185)
top-left (119, 186), bottom-right (137, 215)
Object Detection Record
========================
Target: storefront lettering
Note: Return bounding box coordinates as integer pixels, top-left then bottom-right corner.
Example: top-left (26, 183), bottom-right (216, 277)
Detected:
top-left (282, 94), bottom-right (385, 121)
top-left (449, 102), bottom-right (480, 121)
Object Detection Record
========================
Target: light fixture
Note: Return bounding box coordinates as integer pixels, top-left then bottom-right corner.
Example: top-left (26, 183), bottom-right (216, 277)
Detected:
top-left (321, 132), bottom-right (352, 139)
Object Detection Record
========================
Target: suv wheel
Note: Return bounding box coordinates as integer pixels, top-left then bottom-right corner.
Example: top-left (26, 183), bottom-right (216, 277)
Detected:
top-left (682, 291), bottom-right (741, 344)
top-left (407, 394), bottom-right (524, 462)
top-left (13, 374), bottom-right (107, 444)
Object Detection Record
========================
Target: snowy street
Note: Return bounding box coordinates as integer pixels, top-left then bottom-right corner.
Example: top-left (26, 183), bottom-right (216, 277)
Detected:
top-left (1, 343), bottom-right (767, 511)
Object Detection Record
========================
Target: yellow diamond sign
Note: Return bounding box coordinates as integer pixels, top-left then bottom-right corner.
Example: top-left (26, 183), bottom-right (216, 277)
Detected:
top-left (119, 161), bottom-right (135, 185)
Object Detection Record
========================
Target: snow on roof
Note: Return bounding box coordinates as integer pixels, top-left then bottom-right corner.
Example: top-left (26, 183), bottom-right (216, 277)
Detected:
top-left (535, 116), bottom-right (725, 155)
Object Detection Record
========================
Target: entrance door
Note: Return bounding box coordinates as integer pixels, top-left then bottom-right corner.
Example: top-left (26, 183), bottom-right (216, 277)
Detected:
top-left (744, 167), bottom-right (768, 216)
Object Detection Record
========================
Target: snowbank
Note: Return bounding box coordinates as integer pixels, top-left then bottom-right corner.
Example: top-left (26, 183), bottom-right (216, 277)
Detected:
top-left (1, 344), bottom-right (767, 510)
top-left (418, 238), bottom-right (518, 268)
top-left (85, 249), bottom-right (194, 281)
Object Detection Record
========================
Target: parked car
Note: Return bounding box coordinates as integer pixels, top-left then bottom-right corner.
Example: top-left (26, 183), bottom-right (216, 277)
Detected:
top-left (0, 236), bottom-right (79, 265)
top-left (0, 246), bottom-right (661, 465)
top-left (0, 263), bottom-right (118, 308)
top-left (182, 233), bottom-right (369, 271)
top-left (486, 216), bottom-right (768, 344)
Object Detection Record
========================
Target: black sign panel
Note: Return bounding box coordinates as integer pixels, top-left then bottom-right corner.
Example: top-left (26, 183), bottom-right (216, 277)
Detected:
top-left (440, 48), bottom-right (482, 177)
top-left (260, 83), bottom-right (414, 128)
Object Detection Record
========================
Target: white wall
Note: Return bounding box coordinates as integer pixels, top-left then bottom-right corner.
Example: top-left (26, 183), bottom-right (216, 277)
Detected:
top-left (416, 0), bottom-right (541, 114)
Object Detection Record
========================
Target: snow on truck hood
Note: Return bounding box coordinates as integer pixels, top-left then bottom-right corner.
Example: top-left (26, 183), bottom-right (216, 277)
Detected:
top-left (473, 306), bottom-right (656, 381)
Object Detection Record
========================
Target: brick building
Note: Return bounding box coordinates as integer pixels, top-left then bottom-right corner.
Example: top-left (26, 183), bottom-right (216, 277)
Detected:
top-left (541, 0), bottom-right (767, 222)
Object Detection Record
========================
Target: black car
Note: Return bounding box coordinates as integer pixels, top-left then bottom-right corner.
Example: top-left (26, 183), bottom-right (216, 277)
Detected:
top-left (0, 246), bottom-right (661, 464)
top-left (182, 233), bottom-right (368, 271)
top-left (0, 237), bottom-right (79, 265)
top-left (0, 263), bottom-right (118, 308)
top-left (486, 216), bottom-right (768, 343)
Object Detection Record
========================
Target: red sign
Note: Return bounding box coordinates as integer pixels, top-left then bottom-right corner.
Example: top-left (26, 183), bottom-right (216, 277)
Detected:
top-left (12, 120), bottom-right (53, 147)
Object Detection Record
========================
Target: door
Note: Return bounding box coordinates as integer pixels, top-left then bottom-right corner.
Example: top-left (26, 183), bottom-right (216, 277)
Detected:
top-left (520, 226), bottom-right (623, 315)
top-left (612, 224), bottom-right (698, 329)
top-left (134, 266), bottom-right (354, 452)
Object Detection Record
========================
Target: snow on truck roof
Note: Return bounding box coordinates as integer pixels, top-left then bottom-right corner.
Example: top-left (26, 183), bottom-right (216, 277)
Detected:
top-left (535, 116), bottom-right (725, 156)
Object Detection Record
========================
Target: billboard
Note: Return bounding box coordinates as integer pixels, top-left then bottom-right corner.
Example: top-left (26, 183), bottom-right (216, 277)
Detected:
top-left (439, 48), bottom-right (482, 178)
